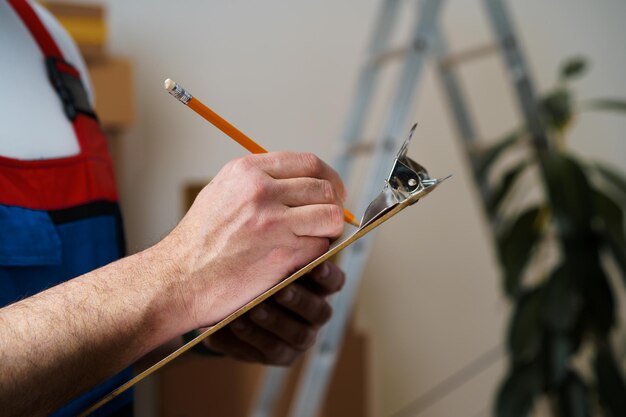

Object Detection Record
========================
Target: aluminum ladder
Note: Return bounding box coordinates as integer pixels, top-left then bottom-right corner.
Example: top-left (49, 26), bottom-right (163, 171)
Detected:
top-left (250, 1), bottom-right (548, 416)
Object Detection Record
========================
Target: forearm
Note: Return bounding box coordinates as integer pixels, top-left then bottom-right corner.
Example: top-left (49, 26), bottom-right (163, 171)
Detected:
top-left (0, 245), bottom-right (185, 416)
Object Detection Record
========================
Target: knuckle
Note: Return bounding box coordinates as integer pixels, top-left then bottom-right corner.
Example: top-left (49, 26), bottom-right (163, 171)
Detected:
top-left (326, 205), bottom-right (344, 234)
top-left (248, 175), bottom-right (271, 202)
top-left (244, 200), bottom-right (281, 236)
top-left (231, 322), bottom-right (253, 339)
top-left (291, 286), bottom-right (304, 307)
top-left (257, 340), bottom-right (274, 357)
top-left (313, 237), bottom-right (331, 255)
top-left (316, 303), bottom-right (333, 324)
top-left (222, 158), bottom-right (239, 174)
top-left (319, 180), bottom-right (335, 203)
top-left (229, 155), bottom-right (254, 173)
top-left (263, 340), bottom-right (285, 358)
top-left (294, 329), bottom-right (316, 350)
top-left (261, 310), bottom-right (276, 326)
top-left (301, 152), bottom-right (323, 175)
top-left (274, 348), bottom-right (298, 366)
top-left (323, 266), bottom-right (346, 292)
top-left (253, 212), bottom-right (281, 236)
top-left (335, 270), bottom-right (346, 291)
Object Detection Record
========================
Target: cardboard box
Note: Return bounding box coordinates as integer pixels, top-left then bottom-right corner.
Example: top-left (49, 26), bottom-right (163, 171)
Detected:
top-left (87, 58), bottom-right (134, 131)
top-left (43, 1), bottom-right (107, 62)
top-left (157, 324), bottom-right (372, 417)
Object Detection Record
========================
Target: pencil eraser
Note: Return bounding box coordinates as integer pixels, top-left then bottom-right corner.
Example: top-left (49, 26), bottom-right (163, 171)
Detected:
top-left (164, 78), bottom-right (175, 91)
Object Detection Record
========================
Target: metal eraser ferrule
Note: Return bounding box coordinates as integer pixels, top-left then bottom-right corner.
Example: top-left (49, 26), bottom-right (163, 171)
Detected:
top-left (168, 82), bottom-right (193, 104)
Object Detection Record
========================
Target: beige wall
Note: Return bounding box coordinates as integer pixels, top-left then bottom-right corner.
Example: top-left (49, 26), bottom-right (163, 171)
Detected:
top-left (83, 0), bottom-right (626, 415)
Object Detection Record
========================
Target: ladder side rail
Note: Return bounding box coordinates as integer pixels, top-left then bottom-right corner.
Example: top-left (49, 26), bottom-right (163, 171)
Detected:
top-left (482, 0), bottom-right (549, 150)
top-left (287, 1), bottom-right (447, 416)
top-left (432, 33), bottom-right (492, 205)
top-left (248, 365), bottom-right (289, 417)
top-left (433, 37), bottom-right (480, 147)
top-left (336, 0), bottom-right (404, 177)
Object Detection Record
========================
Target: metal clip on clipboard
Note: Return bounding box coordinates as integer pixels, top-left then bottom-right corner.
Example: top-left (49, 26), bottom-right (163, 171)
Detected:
top-left (360, 123), bottom-right (450, 227)
top-left (79, 124), bottom-right (450, 417)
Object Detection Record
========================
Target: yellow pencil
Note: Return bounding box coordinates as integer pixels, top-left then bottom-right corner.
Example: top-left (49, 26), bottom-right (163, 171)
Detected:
top-left (164, 78), bottom-right (360, 227)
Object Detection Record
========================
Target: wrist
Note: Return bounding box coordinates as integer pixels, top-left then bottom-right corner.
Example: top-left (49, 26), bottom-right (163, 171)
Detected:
top-left (146, 231), bottom-right (224, 332)
top-left (131, 243), bottom-right (197, 339)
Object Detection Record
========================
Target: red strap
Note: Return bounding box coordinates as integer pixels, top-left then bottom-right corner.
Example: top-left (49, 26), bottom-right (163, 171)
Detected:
top-left (55, 59), bottom-right (80, 77)
top-left (8, 0), bottom-right (63, 58)
top-left (2, 0), bottom-right (120, 210)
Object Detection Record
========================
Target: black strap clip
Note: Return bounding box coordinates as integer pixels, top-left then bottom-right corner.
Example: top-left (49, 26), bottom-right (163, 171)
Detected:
top-left (45, 56), bottom-right (97, 121)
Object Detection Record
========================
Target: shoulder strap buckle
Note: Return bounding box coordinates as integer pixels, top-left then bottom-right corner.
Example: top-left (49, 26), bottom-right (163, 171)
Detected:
top-left (45, 56), bottom-right (97, 121)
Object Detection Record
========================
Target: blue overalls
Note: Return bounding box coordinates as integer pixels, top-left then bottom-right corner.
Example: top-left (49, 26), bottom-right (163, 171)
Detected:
top-left (1, 1), bottom-right (133, 415)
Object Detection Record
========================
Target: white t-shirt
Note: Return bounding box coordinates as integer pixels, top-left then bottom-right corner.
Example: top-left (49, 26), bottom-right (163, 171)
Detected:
top-left (0, 0), bottom-right (93, 160)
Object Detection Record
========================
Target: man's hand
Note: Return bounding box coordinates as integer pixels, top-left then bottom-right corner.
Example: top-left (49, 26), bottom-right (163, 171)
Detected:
top-left (159, 152), bottom-right (347, 331)
top-left (0, 152), bottom-right (347, 416)
top-left (204, 261), bottom-right (345, 365)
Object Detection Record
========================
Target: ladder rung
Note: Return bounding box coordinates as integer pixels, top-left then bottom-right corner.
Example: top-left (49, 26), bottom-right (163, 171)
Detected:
top-left (342, 141), bottom-right (376, 156)
top-left (370, 38), bottom-right (429, 67)
top-left (438, 42), bottom-right (499, 68)
top-left (342, 137), bottom-right (397, 157)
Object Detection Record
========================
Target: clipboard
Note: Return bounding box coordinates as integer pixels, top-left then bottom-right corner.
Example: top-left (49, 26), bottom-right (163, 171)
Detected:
top-left (79, 124), bottom-right (449, 416)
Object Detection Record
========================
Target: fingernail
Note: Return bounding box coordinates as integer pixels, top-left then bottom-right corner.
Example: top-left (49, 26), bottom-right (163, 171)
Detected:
top-left (278, 288), bottom-right (294, 303)
top-left (253, 307), bottom-right (269, 322)
top-left (319, 262), bottom-right (331, 278)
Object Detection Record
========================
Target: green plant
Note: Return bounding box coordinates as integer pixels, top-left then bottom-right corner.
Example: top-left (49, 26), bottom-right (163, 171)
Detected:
top-left (479, 57), bottom-right (626, 416)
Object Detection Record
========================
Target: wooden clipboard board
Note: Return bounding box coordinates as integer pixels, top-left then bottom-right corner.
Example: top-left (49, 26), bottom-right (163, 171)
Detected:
top-left (79, 180), bottom-right (442, 416)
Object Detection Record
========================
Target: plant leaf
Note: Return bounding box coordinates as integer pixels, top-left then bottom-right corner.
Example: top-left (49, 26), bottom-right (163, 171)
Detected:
top-left (582, 261), bottom-right (615, 338)
top-left (542, 264), bottom-right (584, 332)
top-left (558, 370), bottom-right (591, 417)
top-left (581, 98), bottom-right (626, 113)
top-left (540, 153), bottom-right (593, 239)
top-left (560, 57), bottom-right (588, 81)
top-left (508, 286), bottom-right (545, 364)
top-left (495, 364), bottom-right (541, 417)
top-left (542, 332), bottom-right (570, 387)
top-left (594, 342), bottom-right (626, 417)
top-left (606, 233), bottom-right (626, 289)
top-left (592, 187), bottom-right (624, 235)
top-left (591, 186), bottom-right (626, 288)
top-left (488, 160), bottom-right (529, 218)
top-left (475, 130), bottom-right (522, 184)
top-left (497, 207), bottom-right (544, 297)
top-left (540, 88), bottom-right (572, 131)
top-left (594, 162), bottom-right (626, 203)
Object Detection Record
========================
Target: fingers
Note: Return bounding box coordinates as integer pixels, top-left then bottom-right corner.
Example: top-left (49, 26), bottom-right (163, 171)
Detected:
top-left (275, 283), bottom-right (333, 325)
top-left (286, 204), bottom-right (344, 238)
top-left (289, 236), bottom-right (331, 269)
top-left (204, 329), bottom-right (265, 363)
top-left (180, 151), bottom-right (346, 330)
top-left (203, 263), bottom-right (345, 366)
top-left (307, 262), bottom-right (346, 296)
top-left (228, 317), bottom-right (302, 366)
top-left (247, 304), bottom-right (317, 351)
top-left (275, 177), bottom-right (342, 207)
top-left (249, 152), bottom-right (347, 201)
